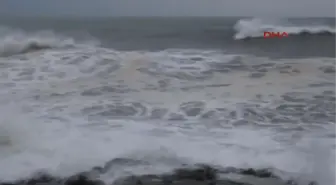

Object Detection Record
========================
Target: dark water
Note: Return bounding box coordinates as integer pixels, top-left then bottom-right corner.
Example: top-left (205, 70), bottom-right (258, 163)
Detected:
top-left (0, 16), bottom-right (335, 58)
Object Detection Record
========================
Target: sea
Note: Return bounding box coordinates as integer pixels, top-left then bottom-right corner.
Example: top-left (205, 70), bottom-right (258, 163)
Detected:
top-left (0, 16), bottom-right (335, 185)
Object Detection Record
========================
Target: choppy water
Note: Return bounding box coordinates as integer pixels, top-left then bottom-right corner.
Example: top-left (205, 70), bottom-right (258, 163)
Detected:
top-left (0, 17), bottom-right (335, 185)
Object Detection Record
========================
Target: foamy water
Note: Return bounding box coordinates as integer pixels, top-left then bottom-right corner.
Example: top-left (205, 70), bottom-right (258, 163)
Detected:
top-left (234, 18), bottom-right (336, 39)
top-left (0, 27), bottom-right (335, 185)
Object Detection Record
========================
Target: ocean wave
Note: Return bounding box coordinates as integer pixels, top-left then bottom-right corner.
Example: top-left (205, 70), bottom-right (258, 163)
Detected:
top-left (233, 18), bottom-right (336, 40)
top-left (0, 160), bottom-right (319, 185)
top-left (0, 46), bottom-right (334, 185)
top-left (0, 26), bottom-right (99, 57)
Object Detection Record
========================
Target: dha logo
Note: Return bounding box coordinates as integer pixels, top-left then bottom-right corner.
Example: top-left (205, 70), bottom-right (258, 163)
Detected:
top-left (264, 32), bottom-right (289, 38)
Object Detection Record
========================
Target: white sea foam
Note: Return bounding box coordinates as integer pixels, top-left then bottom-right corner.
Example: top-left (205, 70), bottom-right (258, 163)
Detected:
top-left (234, 18), bottom-right (336, 39)
top-left (0, 43), bottom-right (335, 185)
top-left (0, 26), bottom-right (99, 57)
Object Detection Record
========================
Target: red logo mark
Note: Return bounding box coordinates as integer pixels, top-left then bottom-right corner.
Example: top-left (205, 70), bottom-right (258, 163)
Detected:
top-left (264, 32), bottom-right (289, 38)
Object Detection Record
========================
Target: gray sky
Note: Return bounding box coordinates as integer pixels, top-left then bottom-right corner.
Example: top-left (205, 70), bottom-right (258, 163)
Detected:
top-left (0, 0), bottom-right (335, 17)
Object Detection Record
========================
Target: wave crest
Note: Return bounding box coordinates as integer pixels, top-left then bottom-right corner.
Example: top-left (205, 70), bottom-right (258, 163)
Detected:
top-left (233, 18), bottom-right (336, 40)
top-left (0, 26), bottom-right (99, 57)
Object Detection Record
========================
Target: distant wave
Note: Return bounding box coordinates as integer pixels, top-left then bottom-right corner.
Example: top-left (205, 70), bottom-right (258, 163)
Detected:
top-left (233, 18), bottom-right (336, 40)
top-left (0, 26), bottom-right (99, 57)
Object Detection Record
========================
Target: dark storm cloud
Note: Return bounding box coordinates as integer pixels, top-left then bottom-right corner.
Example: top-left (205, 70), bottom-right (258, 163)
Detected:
top-left (0, 0), bottom-right (335, 17)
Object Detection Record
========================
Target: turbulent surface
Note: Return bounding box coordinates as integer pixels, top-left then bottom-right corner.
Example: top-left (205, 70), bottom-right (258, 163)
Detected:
top-left (0, 17), bottom-right (335, 185)
top-left (0, 160), bottom-right (319, 185)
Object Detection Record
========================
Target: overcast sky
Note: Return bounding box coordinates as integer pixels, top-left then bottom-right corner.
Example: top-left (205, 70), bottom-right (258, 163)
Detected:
top-left (0, 0), bottom-right (335, 17)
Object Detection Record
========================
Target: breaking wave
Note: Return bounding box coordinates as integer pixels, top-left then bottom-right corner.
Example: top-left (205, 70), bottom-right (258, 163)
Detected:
top-left (0, 19), bottom-right (335, 185)
top-left (0, 159), bottom-right (321, 185)
top-left (0, 26), bottom-right (99, 57)
top-left (234, 18), bottom-right (336, 39)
